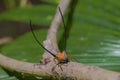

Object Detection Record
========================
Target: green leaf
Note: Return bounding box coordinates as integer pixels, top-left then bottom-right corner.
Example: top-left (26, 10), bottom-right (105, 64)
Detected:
top-left (2, 30), bottom-right (47, 62)
top-left (66, 0), bottom-right (120, 72)
top-left (0, 5), bottom-right (56, 25)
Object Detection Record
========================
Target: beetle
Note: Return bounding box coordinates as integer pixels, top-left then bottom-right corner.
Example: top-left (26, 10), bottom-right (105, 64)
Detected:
top-left (29, 7), bottom-right (69, 65)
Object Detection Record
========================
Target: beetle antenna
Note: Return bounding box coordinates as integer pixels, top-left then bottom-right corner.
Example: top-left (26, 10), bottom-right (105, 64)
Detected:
top-left (29, 20), bottom-right (56, 58)
top-left (58, 7), bottom-right (67, 51)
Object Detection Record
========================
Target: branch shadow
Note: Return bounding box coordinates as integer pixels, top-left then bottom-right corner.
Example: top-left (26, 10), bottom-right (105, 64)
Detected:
top-left (58, 0), bottom-right (78, 52)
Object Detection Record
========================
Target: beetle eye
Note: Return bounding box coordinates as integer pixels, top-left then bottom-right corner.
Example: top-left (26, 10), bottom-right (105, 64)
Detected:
top-left (63, 58), bottom-right (69, 62)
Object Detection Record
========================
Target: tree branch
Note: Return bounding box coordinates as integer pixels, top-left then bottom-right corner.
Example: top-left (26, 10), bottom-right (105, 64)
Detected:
top-left (0, 0), bottom-right (120, 80)
top-left (0, 54), bottom-right (120, 80)
top-left (42, 0), bottom-right (71, 63)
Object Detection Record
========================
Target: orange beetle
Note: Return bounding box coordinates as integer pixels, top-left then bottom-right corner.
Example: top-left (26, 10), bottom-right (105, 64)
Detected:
top-left (30, 7), bottom-right (69, 64)
top-left (56, 51), bottom-right (69, 63)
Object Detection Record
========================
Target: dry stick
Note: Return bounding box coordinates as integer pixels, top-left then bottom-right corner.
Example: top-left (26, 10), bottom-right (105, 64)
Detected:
top-left (0, 54), bottom-right (120, 80)
top-left (0, 54), bottom-right (51, 77)
top-left (0, 0), bottom-right (120, 80)
top-left (42, 0), bottom-right (71, 60)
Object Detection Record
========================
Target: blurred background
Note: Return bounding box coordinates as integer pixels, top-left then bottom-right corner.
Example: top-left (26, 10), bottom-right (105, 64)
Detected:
top-left (0, 0), bottom-right (120, 80)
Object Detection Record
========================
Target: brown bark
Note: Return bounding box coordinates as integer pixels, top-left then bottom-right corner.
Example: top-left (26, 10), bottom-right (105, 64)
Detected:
top-left (0, 0), bottom-right (120, 80)
top-left (0, 54), bottom-right (120, 80)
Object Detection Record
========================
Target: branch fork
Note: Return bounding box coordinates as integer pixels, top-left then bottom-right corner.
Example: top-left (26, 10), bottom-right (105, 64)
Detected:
top-left (0, 0), bottom-right (120, 80)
